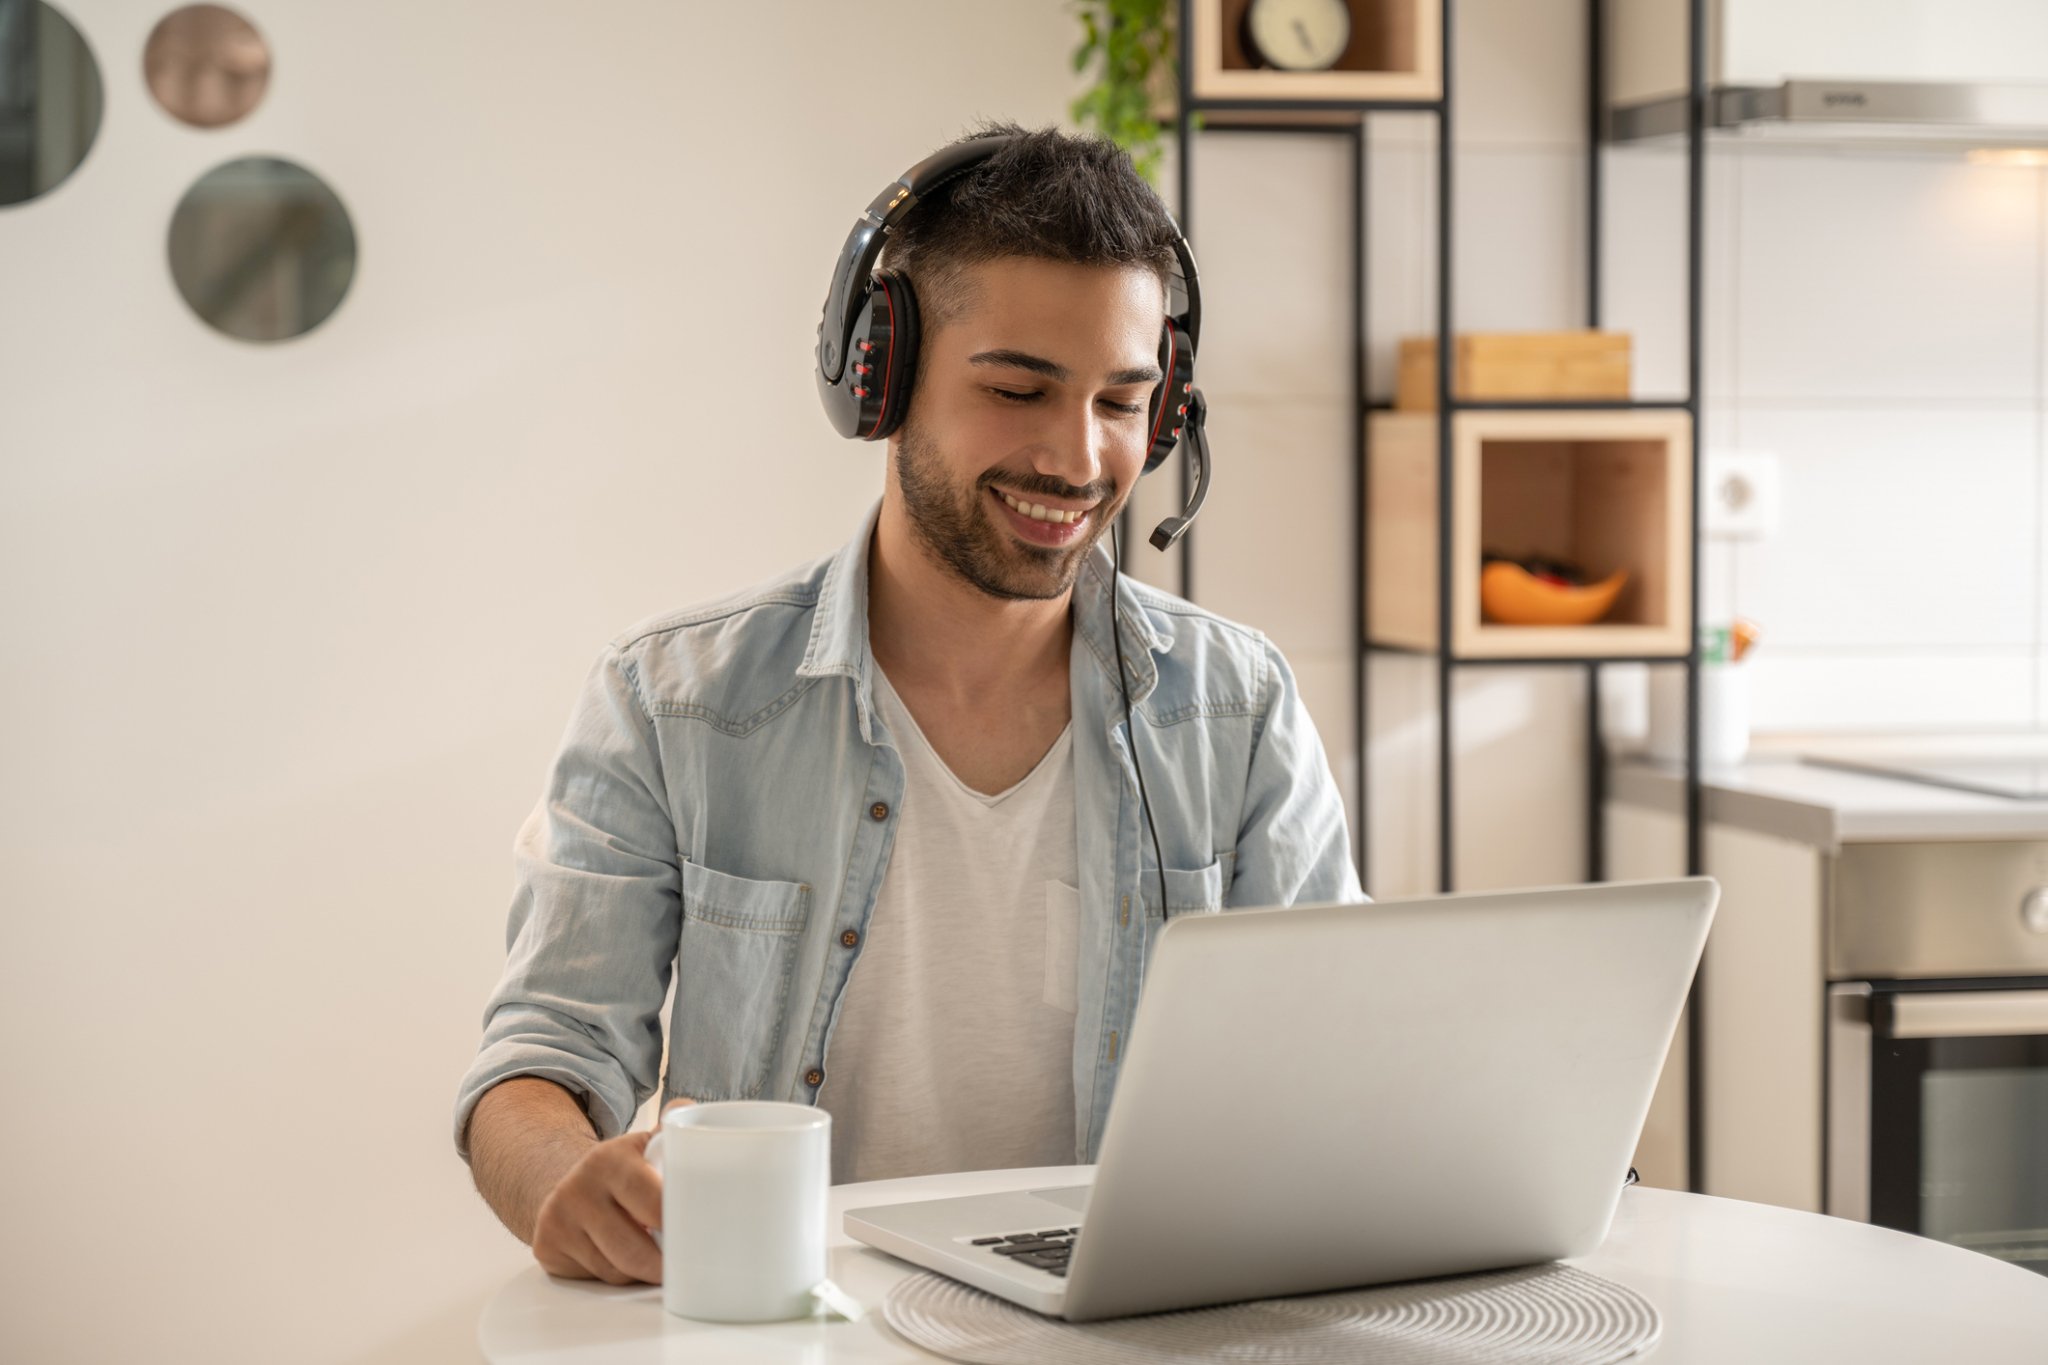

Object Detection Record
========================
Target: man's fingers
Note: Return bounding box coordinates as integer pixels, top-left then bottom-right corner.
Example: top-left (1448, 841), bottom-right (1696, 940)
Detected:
top-left (533, 1239), bottom-right (589, 1280)
top-left (530, 1110), bottom-right (693, 1287)
top-left (565, 1224), bottom-right (638, 1286)
top-left (535, 1226), bottom-right (620, 1284)
top-left (609, 1147), bottom-right (664, 1230)
top-left (535, 1182), bottom-right (647, 1285)
top-left (584, 1198), bottom-right (664, 1285)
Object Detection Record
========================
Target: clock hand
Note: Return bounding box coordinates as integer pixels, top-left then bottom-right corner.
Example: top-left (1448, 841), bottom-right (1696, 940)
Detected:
top-left (1294, 17), bottom-right (1312, 53)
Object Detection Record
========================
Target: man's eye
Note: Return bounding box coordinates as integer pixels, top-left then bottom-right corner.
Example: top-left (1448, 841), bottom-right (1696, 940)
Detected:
top-left (990, 388), bottom-right (1145, 416)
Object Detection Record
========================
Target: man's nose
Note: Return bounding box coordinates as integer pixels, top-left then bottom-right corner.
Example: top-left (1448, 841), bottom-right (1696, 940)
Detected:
top-left (1040, 397), bottom-right (1111, 494)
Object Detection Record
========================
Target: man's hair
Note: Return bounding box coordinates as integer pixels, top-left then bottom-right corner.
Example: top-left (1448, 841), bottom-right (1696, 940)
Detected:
top-left (879, 120), bottom-right (1182, 359)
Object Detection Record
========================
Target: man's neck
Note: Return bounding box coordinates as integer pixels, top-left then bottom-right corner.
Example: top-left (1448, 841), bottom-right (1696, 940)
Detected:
top-left (867, 495), bottom-right (1073, 706)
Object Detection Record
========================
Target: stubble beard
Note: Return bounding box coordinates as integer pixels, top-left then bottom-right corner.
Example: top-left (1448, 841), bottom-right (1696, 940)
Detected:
top-left (894, 416), bottom-right (1119, 603)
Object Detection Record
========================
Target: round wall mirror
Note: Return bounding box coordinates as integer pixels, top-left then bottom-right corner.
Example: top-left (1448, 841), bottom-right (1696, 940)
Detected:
top-left (0, 0), bottom-right (104, 207)
top-left (168, 156), bottom-right (357, 342)
top-left (144, 4), bottom-right (269, 129)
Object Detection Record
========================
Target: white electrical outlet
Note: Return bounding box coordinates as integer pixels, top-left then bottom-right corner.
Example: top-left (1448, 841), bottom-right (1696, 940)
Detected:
top-left (1704, 451), bottom-right (1780, 540)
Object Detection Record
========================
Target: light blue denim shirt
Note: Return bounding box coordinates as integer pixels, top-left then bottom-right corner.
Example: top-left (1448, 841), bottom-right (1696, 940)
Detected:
top-left (454, 503), bottom-right (1362, 1165)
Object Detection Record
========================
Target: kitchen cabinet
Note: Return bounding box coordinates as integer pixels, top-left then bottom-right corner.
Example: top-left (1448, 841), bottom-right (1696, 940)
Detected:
top-left (1608, 748), bottom-right (2048, 1278)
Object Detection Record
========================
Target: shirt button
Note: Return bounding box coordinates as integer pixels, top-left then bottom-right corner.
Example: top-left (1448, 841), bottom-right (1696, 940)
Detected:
top-left (806, 1068), bottom-right (825, 1087)
top-left (870, 801), bottom-right (889, 821)
top-left (840, 929), bottom-right (860, 948)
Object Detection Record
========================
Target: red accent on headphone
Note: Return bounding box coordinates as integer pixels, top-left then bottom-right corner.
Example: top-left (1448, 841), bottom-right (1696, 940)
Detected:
top-left (865, 279), bottom-right (896, 439)
top-left (1146, 320), bottom-right (1180, 458)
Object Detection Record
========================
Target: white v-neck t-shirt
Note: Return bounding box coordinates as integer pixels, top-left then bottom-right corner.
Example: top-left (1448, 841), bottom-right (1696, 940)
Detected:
top-left (814, 663), bottom-right (1081, 1185)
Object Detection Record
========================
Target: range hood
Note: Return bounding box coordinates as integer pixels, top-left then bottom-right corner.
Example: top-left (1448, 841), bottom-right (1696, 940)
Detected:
top-left (1612, 79), bottom-right (2048, 153)
top-left (1606, 0), bottom-right (2048, 154)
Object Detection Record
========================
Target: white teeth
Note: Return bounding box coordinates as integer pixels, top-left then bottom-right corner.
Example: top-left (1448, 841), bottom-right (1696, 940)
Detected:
top-left (998, 490), bottom-right (1084, 525)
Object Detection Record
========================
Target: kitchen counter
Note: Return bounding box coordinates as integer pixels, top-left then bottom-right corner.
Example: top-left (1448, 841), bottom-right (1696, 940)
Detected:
top-left (1609, 735), bottom-right (2048, 850)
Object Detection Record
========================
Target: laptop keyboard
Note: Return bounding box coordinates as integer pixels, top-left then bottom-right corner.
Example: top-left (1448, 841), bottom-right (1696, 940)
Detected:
top-left (967, 1227), bottom-right (1081, 1277)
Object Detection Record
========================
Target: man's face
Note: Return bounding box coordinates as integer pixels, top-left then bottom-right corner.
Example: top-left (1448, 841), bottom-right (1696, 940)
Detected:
top-left (891, 256), bottom-right (1165, 602)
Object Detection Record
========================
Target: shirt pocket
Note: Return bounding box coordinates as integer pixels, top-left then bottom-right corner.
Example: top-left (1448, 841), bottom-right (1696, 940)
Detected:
top-left (665, 856), bottom-right (812, 1103)
top-left (1042, 880), bottom-right (1082, 1014)
top-left (1138, 852), bottom-right (1233, 917)
top-left (1138, 853), bottom-right (1233, 967)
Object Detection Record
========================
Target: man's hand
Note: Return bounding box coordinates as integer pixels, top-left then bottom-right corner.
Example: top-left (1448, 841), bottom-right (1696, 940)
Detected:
top-left (529, 1097), bottom-right (695, 1286)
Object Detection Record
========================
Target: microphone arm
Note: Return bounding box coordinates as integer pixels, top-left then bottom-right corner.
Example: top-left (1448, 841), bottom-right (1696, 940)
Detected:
top-left (1149, 388), bottom-right (1211, 553)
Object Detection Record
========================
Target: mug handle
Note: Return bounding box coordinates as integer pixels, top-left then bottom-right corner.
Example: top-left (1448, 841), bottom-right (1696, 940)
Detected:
top-left (642, 1130), bottom-right (665, 1252)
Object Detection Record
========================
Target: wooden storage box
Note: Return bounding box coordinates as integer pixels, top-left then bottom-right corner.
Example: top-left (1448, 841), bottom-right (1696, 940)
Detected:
top-left (1367, 408), bottom-right (1692, 658)
top-left (1189, 0), bottom-right (1442, 104)
top-left (1396, 331), bottom-right (1632, 410)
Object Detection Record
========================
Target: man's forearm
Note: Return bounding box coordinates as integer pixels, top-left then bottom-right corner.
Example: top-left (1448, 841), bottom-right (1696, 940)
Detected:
top-left (466, 1077), bottom-right (602, 1244)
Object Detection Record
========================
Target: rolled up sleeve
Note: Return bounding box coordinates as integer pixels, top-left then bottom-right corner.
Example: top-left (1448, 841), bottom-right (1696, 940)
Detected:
top-left (452, 644), bottom-right (681, 1159)
top-left (1228, 636), bottom-right (1366, 909)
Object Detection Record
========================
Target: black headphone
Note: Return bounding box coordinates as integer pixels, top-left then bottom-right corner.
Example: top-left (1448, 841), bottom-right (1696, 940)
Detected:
top-left (814, 132), bottom-right (1212, 552)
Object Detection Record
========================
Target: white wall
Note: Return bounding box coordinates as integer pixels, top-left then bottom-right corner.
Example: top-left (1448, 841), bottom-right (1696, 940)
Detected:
top-left (1690, 148), bottom-right (2045, 731)
top-left (1604, 112), bottom-right (2045, 742)
top-left (0, 3), bottom-right (1094, 1361)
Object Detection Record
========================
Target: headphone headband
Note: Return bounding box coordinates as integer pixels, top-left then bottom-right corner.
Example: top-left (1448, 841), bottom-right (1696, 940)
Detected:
top-left (818, 134), bottom-right (1200, 382)
top-left (817, 137), bottom-right (1017, 386)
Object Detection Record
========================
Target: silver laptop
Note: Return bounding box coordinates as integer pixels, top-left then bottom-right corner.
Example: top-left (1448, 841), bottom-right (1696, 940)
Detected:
top-left (845, 876), bottom-right (1717, 1321)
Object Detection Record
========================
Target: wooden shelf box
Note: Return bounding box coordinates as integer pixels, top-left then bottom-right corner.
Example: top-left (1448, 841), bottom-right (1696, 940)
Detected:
top-left (1189, 0), bottom-right (1442, 105)
top-left (1368, 409), bottom-right (1694, 659)
top-left (1395, 331), bottom-right (1632, 410)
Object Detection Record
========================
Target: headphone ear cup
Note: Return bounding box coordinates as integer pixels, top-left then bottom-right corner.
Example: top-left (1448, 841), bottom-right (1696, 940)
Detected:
top-left (818, 280), bottom-right (870, 439)
top-left (865, 268), bottom-right (922, 442)
top-left (1143, 318), bottom-right (1196, 474)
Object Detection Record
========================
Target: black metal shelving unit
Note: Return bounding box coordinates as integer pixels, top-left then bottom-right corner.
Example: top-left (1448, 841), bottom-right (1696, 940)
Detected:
top-left (1167, 0), bottom-right (1710, 1191)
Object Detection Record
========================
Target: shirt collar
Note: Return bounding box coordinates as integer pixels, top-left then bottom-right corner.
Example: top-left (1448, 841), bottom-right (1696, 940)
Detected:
top-left (796, 501), bottom-right (879, 685)
top-left (798, 499), bottom-right (1174, 737)
top-left (1070, 533), bottom-right (1172, 707)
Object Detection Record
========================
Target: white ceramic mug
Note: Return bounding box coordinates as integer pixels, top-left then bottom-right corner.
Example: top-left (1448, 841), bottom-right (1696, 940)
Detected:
top-left (642, 1100), bottom-right (831, 1322)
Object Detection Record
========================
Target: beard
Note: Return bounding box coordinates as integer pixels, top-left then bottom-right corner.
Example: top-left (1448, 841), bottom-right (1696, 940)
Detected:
top-left (894, 415), bottom-right (1121, 602)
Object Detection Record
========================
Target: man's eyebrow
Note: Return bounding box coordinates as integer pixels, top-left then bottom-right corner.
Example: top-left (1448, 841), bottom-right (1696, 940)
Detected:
top-left (968, 349), bottom-right (1163, 387)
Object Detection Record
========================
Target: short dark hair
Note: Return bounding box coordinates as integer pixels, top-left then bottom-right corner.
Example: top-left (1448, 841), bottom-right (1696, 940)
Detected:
top-left (879, 119), bottom-right (1181, 348)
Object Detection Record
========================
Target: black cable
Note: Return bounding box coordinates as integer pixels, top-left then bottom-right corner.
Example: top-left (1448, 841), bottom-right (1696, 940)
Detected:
top-left (1110, 522), bottom-right (1171, 933)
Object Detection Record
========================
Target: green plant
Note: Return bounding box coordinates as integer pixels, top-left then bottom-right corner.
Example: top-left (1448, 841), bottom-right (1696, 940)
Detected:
top-left (1067, 0), bottom-right (1196, 187)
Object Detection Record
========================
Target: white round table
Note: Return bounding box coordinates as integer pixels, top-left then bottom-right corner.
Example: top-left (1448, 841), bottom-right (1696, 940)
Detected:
top-left (479, 1165), bottom-right (2048, 1363)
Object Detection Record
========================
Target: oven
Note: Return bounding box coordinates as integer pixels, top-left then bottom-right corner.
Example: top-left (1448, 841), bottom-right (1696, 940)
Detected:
top-left (1825, 841), bottom-right (2048, 1277)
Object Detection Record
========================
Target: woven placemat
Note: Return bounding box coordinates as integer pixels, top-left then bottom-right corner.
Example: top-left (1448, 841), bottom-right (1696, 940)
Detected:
top-left (882, 1262), bottom-right (1660, 1365)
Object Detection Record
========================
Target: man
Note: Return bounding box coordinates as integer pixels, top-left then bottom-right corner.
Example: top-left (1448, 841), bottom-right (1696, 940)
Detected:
top-left (454, 120), bottom-right (1360, 1287)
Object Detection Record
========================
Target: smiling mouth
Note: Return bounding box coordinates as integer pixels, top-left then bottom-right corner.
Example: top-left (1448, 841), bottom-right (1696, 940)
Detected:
top-left (992, 487), bottom-right (1093, 525)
